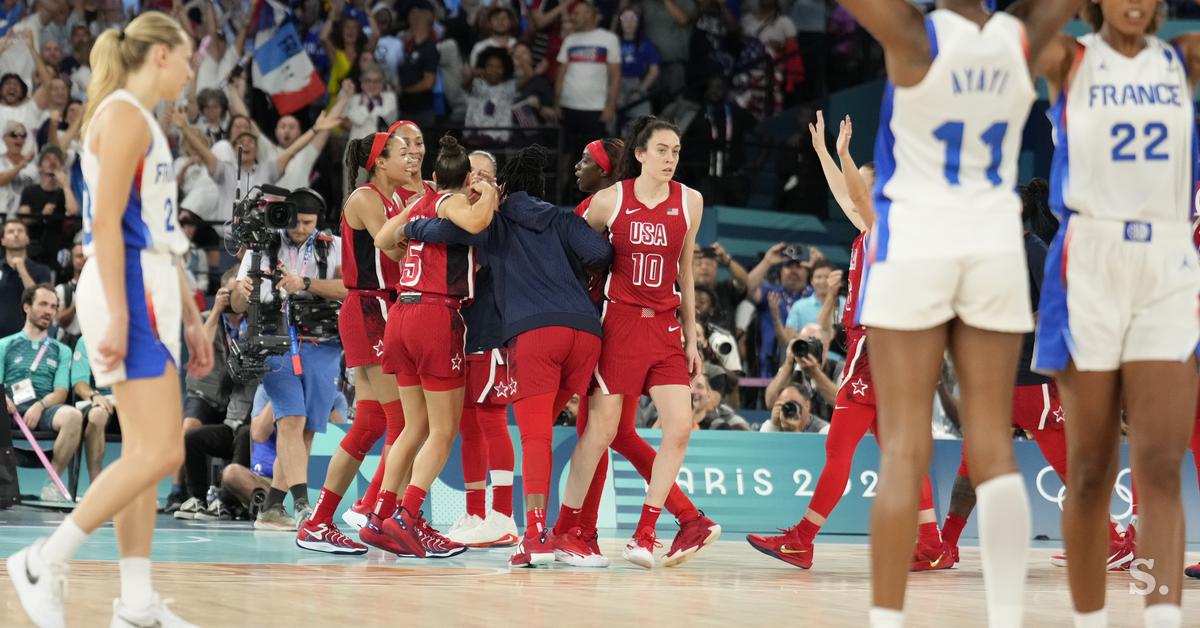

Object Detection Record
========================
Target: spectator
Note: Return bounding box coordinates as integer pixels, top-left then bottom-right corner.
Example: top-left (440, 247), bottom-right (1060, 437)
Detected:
top-left (69, 337), bottom-right (113, 484)
top-left (38, 93), bottom-right (80, 154)
top-left (678, 76), bottom-right (757, 205)
top-left (1, 283), bottom-right (81, 500)
top-left (741, 0), bottom-right (796, 49)
top-left (0, 219), bottom-right (51, 338)
top-left (344, 66), bottom-right (398, 140)
top-left (0, 121), bottom-right (34, 214)
top-left (218, 389), bottom-right (277, 517)
top-left (696, 291), bottom-right (743, 375)
top-left (0, 66), bottom-right (53, 151)
top-left (17, 145), bottom-right (76, 218)
top-left (760, 383), bottom-right (828, 433)
top-left (788, 0), bottom-right (828, 100)
top-left (194, 29), bottom-right (239, 94)
top-left (397, 4), bottom-right (440, 130)
top-left (321, 0), bottom-right (379, 101)
top-left (191, 87), bottom-right (229, 146)
top-left (371, 5), bottom-right (404, 84)
top-left (747, 242), bottom-right (810, 376)
top-left (468, 6), bottom-right (519, 67)
top-left (697, 364), bottom-right (750, 430)
top-left (687, 0), bottom-right (738, 87)
top-left (555, 1), bottom-right (620, 178)
top-left (464, 46), bottom-right (518, 144)
top-left (296, 0), bottom-right (331, 84)
top-left (765, 333), bottom-right (838, 421)
top-left (60, 24), bottom-right (92, 101)
top-left (556, 393), bottom-right (581, 426)
top-left (639, 0), bottom-right (696, 98)
top-left (614, 7), bottom-right (659, 130)
top-left (29, 0), bottom-right (80, 51)
top-left (267, 113), bottom-right (340, 193)
top-left (784, 260), bottom-right (844, 342)
top-left (692, 242), bottom-right (748, 333)
top-left (232, 191), bottom-right (347, 528)
top-left (53, 241), bottom-right (82, 347)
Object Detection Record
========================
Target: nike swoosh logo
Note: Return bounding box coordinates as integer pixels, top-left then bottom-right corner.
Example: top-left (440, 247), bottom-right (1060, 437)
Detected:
top-left (779, 547), bottom-right (808, 554)
top-left (24, 553), bottom-right (38, 585)
top-left (668, 325), bottom-right (680, 332)
top-left (929, 555), bottom-right (943, 567)
top-left (625, 206), bottom-right (643, 215)
top-left (833, 406), bottom-right (848, 411)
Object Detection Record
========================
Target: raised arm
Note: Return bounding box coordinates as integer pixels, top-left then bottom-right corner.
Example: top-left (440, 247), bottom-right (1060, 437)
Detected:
top-left (173, 110), bottom-right (219, 175)
top-left (809, 110), bottom-right (863, 229)
top-left (837, 117), bottom-right (875, 230)
top-left (1007, 0), bottom-right (1085, 68)
top-left (275, 111), bottom-right (340, 173)
top-left (835, 0), bottom-right (929, 86)
top-left (436, 182), bottom-right (498, 234)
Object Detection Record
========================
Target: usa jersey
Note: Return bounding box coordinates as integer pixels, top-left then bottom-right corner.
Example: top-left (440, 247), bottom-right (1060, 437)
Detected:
top-left (399, 191), bottom-right (475, 298)
top-left (395, 181), bottom-right (436, 209)
top-left (1049, 34), bottom-right (1198, 222)
top-left (872, 11), bottom-right (1035, 261)
top-left (80, 90), bottom-right (188, 256)
top-left (842, 231), bottom-right (867, 335)
top-left (342, 184), bottom-right (402, 291)
top-left (603, 179), bottom-right (692, 313)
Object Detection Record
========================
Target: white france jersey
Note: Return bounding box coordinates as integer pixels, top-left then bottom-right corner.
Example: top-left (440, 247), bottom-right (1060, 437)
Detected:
top-left (80, 89), bottom-right (189, 257)
top-left (872, 11), bottom-right (1035, 262)
top-left (1048, 34), bottom-right (1198, 222)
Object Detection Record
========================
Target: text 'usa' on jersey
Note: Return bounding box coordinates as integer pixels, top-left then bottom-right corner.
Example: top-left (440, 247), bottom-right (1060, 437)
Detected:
top-left (602, 179), bottom-right (693, 313)
top-left (80, 89), bottom-right (189, 257)
top-left (1049, 33), bottom-right (1198, 223)
top-left (871, 11), bottom-right (1035, 262)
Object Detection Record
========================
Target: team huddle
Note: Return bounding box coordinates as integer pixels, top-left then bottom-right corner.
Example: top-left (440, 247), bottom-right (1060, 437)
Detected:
top-left (6, 0), bottom-right (1200, 626)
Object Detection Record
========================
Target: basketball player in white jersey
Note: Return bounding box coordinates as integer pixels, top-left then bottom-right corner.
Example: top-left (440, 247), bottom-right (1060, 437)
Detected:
top-left (1035, 4), bottom-right (1200, 626)
top-left (5, 12), bottom-right (214, 628)
top-left (833, 1), bottom-right (1080, 626)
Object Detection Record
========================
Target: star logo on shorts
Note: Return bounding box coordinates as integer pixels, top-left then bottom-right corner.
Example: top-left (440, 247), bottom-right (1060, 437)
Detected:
top-left (451, 355), bottom-right (463, 371)
top-left (373, 340), bottom-right (385, 357)
top-left (506, 378), bottom-right (518, 396)
top-left (495, 381), bottom-right (510, 398)
top-left (852, 378), bottom-right (869, 396)
top-left (1052, 407), bottom-right (1065, 423)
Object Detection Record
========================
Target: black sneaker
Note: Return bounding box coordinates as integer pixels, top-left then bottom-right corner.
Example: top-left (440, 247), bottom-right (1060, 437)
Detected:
top-left (162, 490), bottom-right (187, 514)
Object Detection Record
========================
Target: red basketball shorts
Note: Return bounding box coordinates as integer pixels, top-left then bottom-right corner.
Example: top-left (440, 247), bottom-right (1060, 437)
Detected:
top-left (510, 326), bottom-right (602, 401)
top-left (382, 300), bottom-right (466, 388)
top-left (1011, 381), bottom-right (1065, 432)
top-left (593, 304), bottom-right (689, 396)
top-left (340, 291), bottom-right (392, 368)
top-left (466, 349), bottom-right (517, 406)
top-left (838, 331), bottom-right (875, 406)
top-left (832, 381), bottom-right (878, 433)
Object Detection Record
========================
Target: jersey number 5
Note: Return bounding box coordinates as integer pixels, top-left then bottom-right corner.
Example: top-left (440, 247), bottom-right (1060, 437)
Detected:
top-left (400, 242), bottom-right (424, 286)
top-left (932, 121), bottom-right (1009, 187)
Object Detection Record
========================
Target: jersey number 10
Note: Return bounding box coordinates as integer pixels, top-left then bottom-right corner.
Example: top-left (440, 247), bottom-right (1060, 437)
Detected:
top-left (630, 252), bottom-right (664, 288)
top-left (932, 121), bottom-right (1009, 186)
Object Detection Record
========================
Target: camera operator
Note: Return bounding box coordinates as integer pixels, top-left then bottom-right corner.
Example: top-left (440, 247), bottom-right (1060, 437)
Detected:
top-left (765, 327), bottom-right (839, 422)
top-left (760, 383), bottom-right (829, 433)
top-left (231, 189), bottom-right (347, 525)
top-left (696, 286), bottom-right (743, 375)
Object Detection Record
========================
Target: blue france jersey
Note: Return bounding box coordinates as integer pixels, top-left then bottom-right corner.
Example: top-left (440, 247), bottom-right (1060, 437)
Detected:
top-left (872, 11), bottom-right (1035, 261)
top-left (80, 90), bottom-right (189, 257)
top-left (1048, 34), bottom-right (1198, 222)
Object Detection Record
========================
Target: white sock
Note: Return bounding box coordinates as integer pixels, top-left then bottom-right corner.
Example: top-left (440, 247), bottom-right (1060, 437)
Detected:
top-left (868, 607), bottom-right (904, 628)
top-left (977, 473), bottom-right (1030, 628)
top-left (118, 557), bottom-right (154, 612)
top-left (39, 516), bottom-right (88, 566)
top-left (1144, 604), bottom-right (1181, 628)
top-left (1073, 609), bottom-right (1106, 628)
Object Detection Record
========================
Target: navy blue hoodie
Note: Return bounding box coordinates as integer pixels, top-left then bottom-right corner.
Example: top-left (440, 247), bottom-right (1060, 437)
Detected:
top-left (405, 192), bottom-right (612, 343)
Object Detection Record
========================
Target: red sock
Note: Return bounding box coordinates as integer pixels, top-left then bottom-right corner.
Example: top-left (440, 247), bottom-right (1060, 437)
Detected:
top-left (513, 391), bottom-right (555, 499)
top-left (311, 488), bottom-right (342, 524)
top-left (637, 504), bottom-right (662, 532)
top-left (362, 461), bottom-right (386, 510)
top-left (608, 396), bottom-right (701, 520)
top-left (460, 404), bottom-right (489, 484)
top-left (942, 513), bottom-right (968, 547)
top-left (918, 521), bottom-right (941, 545)
top-left (554, 504), bottom-right (582, 535)
top-left (526, 508), bottom-right (546, 538)
top-left (794, 518), bottom-right (820, 544)
top-left (374, 490), bottom-right (397, 518)
top-left (466, 488), bottom-right (486, 518)
top-left (918, 476), bottom-right (934, 512)
top-left (401, 485), bottom-right (427, 516)
top-left (491, 483), bottom-right (513, 517)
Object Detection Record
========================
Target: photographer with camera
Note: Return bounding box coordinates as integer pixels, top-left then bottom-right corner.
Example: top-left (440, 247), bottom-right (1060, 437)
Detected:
top-left (748, 242), bottom-right (812, 377)
top-left (765, 328), bottom-right (838, 422)
top-left (232, 189), bottom-right (346, 528)
top-left (760, 383), bottom-right (828, 434)
top-left (693, 243), bottom-right (749, 333)
top-left (696, 286), bottom-right (742, 376)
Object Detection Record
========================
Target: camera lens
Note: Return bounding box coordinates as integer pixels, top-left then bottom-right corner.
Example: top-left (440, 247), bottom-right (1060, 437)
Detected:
top-left (781, 401), bottom-right (800, 418)
top-left (715, 341), bottom-right (732, 355)
top-left (265, 201), bottom-right (297, 229)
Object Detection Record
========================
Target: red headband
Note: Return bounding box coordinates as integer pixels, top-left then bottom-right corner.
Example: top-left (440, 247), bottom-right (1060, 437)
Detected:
top-left (389, 120), bottom-right (420, 135)
top-left (586, 140), bottom-right (611, 174)
top-left (366, 131), bottom-right (391, 171)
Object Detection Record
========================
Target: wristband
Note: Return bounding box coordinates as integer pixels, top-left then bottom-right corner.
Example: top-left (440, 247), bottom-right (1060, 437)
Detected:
top-left (303, 276), bottom-right (312, 291)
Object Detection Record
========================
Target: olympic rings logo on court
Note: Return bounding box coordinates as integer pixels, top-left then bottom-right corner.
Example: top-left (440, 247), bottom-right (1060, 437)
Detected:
top-left (1035, 465), bottom-right (1134, 519)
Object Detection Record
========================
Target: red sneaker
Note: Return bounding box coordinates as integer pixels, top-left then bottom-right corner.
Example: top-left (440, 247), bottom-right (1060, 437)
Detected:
top-left (623, 527), bottom-right (661, 569)
top-left (947, 544), bottom-right (960, 565)
top-left (341, 499), bottom-right (370, 531)
top-left (411, 512), bottom-right (468, 559)
top-left (296, 519), bottom-right (368, 555)
top-left (910, 540), bottom-right (954, 571)
top-left (1186, 562), bottom-right (1200, 579)
top-left (1049, 522), bottom-right (1132, 571)
top-left (379, 509), bottom-right (427, 557)
top-left (746, 526), bottom-right (813, 569)
top-left (664, 512), bottom-right (722, 568)
top-left (553, 527), bottom-right (609, 568)
top-left (509, 529), bottom-right (555, 568)
top-left (359, 513), bottom-right (416, 556)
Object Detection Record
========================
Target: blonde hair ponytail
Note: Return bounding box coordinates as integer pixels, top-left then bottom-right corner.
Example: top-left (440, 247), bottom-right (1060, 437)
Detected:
top-left (83, 11), bottom-right (187, 133)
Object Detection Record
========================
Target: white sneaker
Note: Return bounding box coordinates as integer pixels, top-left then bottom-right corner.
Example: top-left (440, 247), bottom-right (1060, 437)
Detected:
top-left (110, 593), bottom-right (196, 628)
top-left (341, 501), bottom-right (369, 530)
top-left (173, 497), bottom-right (204, 520)
top-left (456, 511), bottom-right (520, 547)
top-left (446, 514), bottom-right (484, 543)
top-left (622, 530), bottom-right (658, 569)
top-left (6, 539), bottom-right (68, 628)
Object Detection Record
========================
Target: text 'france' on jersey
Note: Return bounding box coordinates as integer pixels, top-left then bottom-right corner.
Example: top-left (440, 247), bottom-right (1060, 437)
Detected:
top-left (80, 90), bottom-right (189, 257)
top-left (603, 179), bottom-right (693, 314)
top-left (872, 11), bottom-right (1035, 262)
top-left (398, 191), bottom-right (476, 299)
top-left (1049, 34), bottom-right (1198, 223)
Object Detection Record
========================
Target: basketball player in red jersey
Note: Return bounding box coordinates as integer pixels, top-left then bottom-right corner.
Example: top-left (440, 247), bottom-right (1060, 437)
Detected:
top-left (359, 135), bottom-right (498, 558)
top-left (393, 121), bottom-right (436, 204)
top-left (555, 116), bottom-right (721, 569)
top-left (746, 113), bottom-right (948, 571)
top-left (295, 133), bottom-right (410, 554)
top-left (448, 150), bottom-right (519, 548)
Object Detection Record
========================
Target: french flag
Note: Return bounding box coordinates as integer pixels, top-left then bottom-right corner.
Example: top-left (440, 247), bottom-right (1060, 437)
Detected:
top-left (250, 21), bottom-right (325, 115)
top-left (248, 0), bottom-right (288, 47)
top-left (0, 2), bottom-right (23, 37)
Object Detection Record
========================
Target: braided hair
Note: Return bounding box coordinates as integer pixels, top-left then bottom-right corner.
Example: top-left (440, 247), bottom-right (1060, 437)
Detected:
top-left (498, 144), bottom-right (550, 198)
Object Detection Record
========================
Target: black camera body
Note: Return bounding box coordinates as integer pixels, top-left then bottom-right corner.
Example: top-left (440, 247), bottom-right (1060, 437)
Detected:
top-left (791, 336), bottom-right (823, 361)
top-left (231, 185), bottom-right (297, 249)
